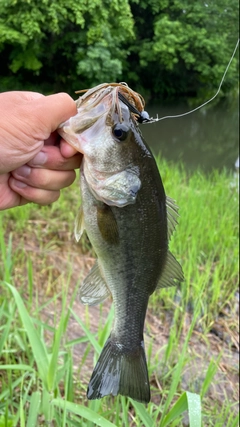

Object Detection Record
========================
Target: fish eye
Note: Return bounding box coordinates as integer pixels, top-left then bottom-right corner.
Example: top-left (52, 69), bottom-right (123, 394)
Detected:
top-left (112, 124), bottom-right (129, 141)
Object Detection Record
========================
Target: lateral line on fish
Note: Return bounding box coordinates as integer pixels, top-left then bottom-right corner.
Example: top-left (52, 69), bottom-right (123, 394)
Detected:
top-left (143, 38), bottom-right (239, 124)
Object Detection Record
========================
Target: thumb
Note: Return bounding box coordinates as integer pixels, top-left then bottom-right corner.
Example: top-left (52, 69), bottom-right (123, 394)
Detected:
top-left (34, 93), bottom-right (77, 133)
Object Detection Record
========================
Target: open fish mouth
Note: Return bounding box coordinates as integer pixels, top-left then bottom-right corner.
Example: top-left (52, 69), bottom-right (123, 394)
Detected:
top-left (58, 82), bottom-right (149, 153)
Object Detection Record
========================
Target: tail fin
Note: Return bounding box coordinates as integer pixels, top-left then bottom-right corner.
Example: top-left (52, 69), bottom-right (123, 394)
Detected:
top-left (87, 336), bottom-right (150, 403)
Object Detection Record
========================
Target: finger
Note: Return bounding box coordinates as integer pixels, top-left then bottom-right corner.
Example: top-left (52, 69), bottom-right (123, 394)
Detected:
top-left (60, 139), bottom-right (80, 158)
top-left (0, 173), bottom-right (28, 210)
top-left (9, 177), bottom-right (60, 205)
top-left (12, 166), bottom-right (76, 191)
top-left (27, 145), bottom-right (82, 170)
top-left (0, 194), bottom-right (29, 210)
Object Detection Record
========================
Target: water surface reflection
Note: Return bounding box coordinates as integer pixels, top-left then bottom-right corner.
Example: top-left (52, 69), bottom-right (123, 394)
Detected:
top-left (141, 100), bottom-right (239, 172)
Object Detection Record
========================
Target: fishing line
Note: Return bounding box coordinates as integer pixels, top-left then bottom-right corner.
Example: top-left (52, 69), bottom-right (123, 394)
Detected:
top-left (144, 38), bottom-right (239, 124)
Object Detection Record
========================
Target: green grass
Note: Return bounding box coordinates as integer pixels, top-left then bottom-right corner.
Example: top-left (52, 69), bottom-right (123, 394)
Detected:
top-left (0, 159), bottom-right (239, 426)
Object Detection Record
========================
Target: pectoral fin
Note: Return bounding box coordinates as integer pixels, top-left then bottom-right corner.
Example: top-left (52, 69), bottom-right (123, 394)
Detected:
top-left (80, 261), bottom-right (111, 305)
top-left (74, 205), bottom-right (85, 242)
top-left (90, 169), bottom-right (141, 207)
top-left (157, 251), bottom-right (184, 288)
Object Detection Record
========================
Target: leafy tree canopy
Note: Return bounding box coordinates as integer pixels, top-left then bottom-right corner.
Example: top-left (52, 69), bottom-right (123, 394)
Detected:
top-left (0, 0), bottom-right (238, 102)
top-left (128, 0), bottom-right (239, 102)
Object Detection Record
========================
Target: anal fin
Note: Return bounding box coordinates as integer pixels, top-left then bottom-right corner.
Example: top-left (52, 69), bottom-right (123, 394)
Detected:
top-left (157, 250), bottom-right (184, 289)
top-left (74, 205), bottom-right (85, 242)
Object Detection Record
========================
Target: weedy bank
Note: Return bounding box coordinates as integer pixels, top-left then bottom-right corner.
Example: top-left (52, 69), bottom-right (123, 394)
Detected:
top-left (0, 159), bottom-right (239, 426)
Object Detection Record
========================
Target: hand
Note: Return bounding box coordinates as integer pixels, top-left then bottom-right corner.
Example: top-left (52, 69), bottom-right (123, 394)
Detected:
top-left (0, 91), bottom-right (82, 210)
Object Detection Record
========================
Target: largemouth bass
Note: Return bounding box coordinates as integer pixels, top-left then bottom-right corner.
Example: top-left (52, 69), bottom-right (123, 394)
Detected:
top-left (58, 83), bottom-right (184, 403)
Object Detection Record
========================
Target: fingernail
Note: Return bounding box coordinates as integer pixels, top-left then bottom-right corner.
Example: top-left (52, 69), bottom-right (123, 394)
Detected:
top-left (31, 151), bottom-right (47, 166)
top-left (12, 179), bottom-right (27, 188)
top-left (15, 165), bottom-right (31, 178)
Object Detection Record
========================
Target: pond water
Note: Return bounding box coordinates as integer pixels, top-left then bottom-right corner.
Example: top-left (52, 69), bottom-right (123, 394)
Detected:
top-left (140, 99), bottom-right (239, 173)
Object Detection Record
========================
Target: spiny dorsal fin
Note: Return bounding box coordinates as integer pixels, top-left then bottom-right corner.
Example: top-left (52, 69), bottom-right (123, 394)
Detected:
top-left (157, 250), bottom-right (184, 289)
top-left (74, 205), bottom-right (85, 242)
top-left (166, 196), bottom-right (179, 241)
top-left (80, 261), bottom-right (111, 305)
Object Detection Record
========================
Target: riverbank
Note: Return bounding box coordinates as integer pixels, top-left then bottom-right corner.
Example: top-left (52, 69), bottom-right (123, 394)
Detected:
top-left (0, 159), bottom-right (238, 426)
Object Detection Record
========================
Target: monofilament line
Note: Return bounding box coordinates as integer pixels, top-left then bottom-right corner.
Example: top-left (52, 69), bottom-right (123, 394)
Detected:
top-left (145, 38), bottom-right (239, 123)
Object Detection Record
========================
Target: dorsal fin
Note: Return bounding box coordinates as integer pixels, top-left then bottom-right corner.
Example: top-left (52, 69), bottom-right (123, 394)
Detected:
top-left (157, 251), bottom-right (184, 289)
top-left (166, 196), bottom-right (179, 240)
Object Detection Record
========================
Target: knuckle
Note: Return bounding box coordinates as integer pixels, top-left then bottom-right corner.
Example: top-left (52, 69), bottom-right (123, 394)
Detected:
top-left (39, 190), bottom-right (60, 205)
top-left (65, 170), bottom-right (76, 186)
top-left (55, 157), bottom-right (67, 169)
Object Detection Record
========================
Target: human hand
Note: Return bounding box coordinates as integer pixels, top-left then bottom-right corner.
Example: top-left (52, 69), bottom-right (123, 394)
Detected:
top-left (0, 91), bottom-right (82, 210)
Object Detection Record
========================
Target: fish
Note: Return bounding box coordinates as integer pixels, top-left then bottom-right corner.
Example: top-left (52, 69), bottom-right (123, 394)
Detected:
top-left (58, 83), bottom-right (184, 403)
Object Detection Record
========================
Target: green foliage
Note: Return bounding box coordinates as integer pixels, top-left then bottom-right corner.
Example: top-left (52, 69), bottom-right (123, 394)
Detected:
top-left (0, 284), bottom-right (203, 426)
top-left (0, 0), bottom-right (238, 100)
top-left (128, 0), bottom-right (239, 101)
top-left (0, 0), bottom-right (134, 93)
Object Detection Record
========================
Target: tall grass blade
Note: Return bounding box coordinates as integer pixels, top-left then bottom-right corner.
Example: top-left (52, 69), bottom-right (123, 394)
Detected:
top-left (70, 307), bottom-right (101, 354)
top-left (26, 391), bottom-right (41, 427)
top-left (161, 392), bottom-right (188, 426)
top-left (20, 392), bottom-right (25, 427)
top-left (0, 377), bottom-right (24, 401)
top-left (4, 283), bottom-right (49, 388)
top-left (200, 357), bottom-right (221, 399)
top-left (40, 389), bottom-right (52, 422)
top-left (129, 400), bottom-right (154, 427)
top-left (0, 304), bottom-right (13, 355)
top-left (51, 398), bottom-right (117, 427)
top-left (160, 283), bottom-right (204, 425)
top-left (15, 374), bottom-right (35, 427)
top-left (0, 415), bottom-right (14, 427)
top-left (187, 391), bottom-right (201, 427)
top-left (0, 364), bottom-right (35, 372)
top-left (230, 414), bottom-right (239, 427)
top-left (47, 307), bottom-right (66, 391)
top-left (161, 391), bottom-right (201, 427)
top-left (97, 305), bottom-right (114, 347)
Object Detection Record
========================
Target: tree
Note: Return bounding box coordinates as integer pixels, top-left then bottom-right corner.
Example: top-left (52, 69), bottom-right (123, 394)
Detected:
top-left (127, 0), bottom-right (239, 102)
top-left (0, 0), bottom-right (238, 102)
top-left (0, 0), bottom-right (134, 94)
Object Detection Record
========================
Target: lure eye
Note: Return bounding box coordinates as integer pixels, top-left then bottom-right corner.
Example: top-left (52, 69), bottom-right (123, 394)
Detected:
top-left (112, 124), bottom-right (129, 141)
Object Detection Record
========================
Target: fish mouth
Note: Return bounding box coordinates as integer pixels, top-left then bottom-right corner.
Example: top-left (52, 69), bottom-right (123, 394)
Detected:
top-left (58, 83), bottom-right (147, 154)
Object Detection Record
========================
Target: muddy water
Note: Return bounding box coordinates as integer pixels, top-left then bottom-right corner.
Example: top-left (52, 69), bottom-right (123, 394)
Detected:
top-left (140, 99), bottom-right (239, 173)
